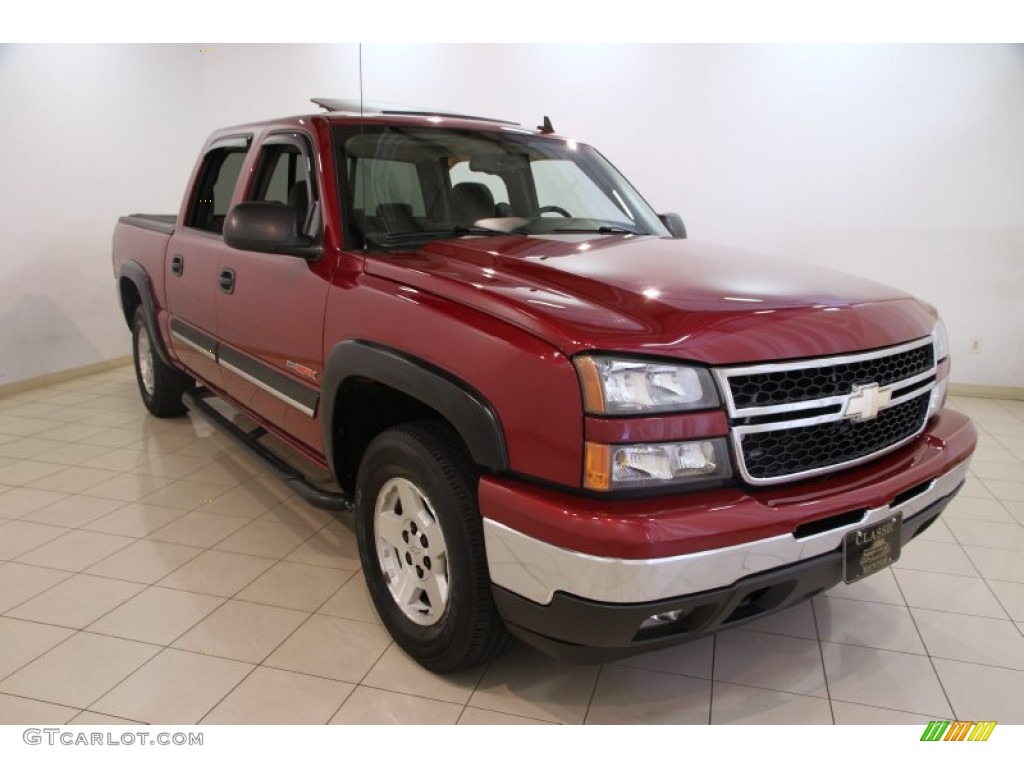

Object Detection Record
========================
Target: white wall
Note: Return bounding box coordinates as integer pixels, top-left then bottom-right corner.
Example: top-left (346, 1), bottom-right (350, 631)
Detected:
top-left (0, 44), bottom-right (206, 385)
top-left (2, 44), bottom-right (1021, 388)
top-left (197, 44), bottom-right (360, 129)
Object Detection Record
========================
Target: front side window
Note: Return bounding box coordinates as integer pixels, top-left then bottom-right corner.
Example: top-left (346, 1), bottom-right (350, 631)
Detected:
top-left (334, 126), bottom-right (668, 249)
top-left (248, 141), bottom-right (317, 237)
top-left (253, 147), bottom-right (309, 204)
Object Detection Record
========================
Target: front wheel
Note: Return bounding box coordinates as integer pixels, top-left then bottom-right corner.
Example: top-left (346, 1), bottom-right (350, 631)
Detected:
top-left (131, 309), bottom-right (193, 417)
top-left (355, 421), bottom-right (512, 672)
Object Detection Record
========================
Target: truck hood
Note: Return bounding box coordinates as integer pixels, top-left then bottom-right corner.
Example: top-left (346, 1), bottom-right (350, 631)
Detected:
top-left (363, 234), bottom-right (936, 365)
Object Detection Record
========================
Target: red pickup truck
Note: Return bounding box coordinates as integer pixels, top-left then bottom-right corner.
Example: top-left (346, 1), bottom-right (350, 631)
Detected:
top-left (112, 99), bottom-right (977, 672)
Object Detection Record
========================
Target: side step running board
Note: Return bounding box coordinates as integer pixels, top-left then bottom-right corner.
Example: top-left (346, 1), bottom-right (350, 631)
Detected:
top-left (182, 388), bottom-right (353, 512)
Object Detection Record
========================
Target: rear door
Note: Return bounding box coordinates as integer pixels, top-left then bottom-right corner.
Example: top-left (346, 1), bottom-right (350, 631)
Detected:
top-left (165, 136), bottom-right (251, 389)
top-left (215, 131), bottom-right (332, 452)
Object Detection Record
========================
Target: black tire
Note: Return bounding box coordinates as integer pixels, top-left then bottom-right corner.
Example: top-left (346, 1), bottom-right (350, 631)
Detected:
top-left (355, 420), bottom-right (513, 673)
top-left (131, 308), bottom-right (193, 417)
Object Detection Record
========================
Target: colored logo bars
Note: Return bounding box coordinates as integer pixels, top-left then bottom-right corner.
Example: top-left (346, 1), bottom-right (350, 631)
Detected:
top-left (920, 721), bottom-right (997, 742)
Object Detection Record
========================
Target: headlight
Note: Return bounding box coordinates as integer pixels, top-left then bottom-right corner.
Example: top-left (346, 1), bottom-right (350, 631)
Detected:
top-left (574, 355), bottom-right (719, 414)
top-left (585, 438), bottom-right (732, 491)
top-left (928, 318), bottom-right (950, 418)
top-left (928, 377), bottom-right (949, 419)
top-left (932, 319), bottom-right (949, 362)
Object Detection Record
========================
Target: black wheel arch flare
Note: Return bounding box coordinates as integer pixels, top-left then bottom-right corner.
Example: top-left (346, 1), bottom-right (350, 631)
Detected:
top-left (118, 260), bottom-right (175, 369)
top-left (320, 340), bottom-right (509, 479)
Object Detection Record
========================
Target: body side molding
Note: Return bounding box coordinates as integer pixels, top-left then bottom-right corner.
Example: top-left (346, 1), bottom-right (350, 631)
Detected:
top-left (218, 344), bottom-right (319, 418)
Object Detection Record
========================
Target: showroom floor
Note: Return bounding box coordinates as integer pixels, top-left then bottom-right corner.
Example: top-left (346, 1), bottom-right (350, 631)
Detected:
top-left (0, 366), bottom-right (1022, 725)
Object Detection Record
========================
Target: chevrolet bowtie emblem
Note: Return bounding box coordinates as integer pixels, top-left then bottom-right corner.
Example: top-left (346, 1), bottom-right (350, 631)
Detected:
top-left (845, 383), bottom-right (892, 422)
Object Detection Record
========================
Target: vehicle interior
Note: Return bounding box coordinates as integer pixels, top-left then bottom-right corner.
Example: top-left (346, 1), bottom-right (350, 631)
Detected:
top-left (335, 127), bottom-right (669, 249)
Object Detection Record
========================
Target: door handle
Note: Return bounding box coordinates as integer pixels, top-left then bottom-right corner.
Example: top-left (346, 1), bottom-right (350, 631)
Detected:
top-left (219, 268), bottom-right (236, 294)
top-left (170, 254), bottom-right (184, 276)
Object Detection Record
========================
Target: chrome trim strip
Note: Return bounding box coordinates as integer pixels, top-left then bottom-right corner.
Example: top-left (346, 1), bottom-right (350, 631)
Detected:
top-left (725, 368), bottom-right (936, 420)
top-left (713, 335), bottom-right (934, 415)
top-left (731, 421), bottom-right (928, 487)
top-left (171, 330), bottom-right (215, 361)
top-left (733, 386), bottom-right (933, 437)
top-left (220, 359), bottom-right (316, 418)
top-left (484, 459), bottom-right (970, 606)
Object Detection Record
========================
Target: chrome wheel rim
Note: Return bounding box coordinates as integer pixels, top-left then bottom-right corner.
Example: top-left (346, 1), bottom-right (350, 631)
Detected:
top-left (374, 477), bottom-right (449, 626)
top-left (137, 326), bottom-right (155, 396)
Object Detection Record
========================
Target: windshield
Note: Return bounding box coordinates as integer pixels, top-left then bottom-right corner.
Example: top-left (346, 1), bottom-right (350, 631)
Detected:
top-left (332, 125), bottom-right (670, 249)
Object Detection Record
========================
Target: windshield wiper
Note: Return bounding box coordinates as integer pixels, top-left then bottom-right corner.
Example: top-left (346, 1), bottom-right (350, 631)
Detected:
top-left (375, 225), bottom-right (509, 245)
top-left (551, 225), bottom-right (644, 235)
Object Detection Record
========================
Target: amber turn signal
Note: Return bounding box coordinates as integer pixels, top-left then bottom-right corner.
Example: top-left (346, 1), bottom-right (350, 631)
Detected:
top-left (574, 357), bottom-right (606, 414)
top-left (583, 442), bottom-right (612, 491)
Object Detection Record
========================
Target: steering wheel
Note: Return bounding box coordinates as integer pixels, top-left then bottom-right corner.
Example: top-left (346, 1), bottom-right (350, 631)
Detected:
top-left (534, 205), bottom-right (572, 217)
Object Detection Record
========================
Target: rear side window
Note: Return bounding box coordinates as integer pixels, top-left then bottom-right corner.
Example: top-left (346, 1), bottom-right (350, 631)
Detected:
top-left (186, 144), bottom-right (249, 234)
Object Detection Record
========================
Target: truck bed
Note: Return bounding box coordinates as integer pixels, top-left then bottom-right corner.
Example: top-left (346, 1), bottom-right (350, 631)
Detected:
top-left (119, 214), bottom-right (177, 235)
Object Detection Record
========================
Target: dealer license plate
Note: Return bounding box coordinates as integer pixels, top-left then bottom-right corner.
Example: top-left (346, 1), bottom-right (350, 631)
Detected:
top-left (843, 513), bottom-right (902, 583)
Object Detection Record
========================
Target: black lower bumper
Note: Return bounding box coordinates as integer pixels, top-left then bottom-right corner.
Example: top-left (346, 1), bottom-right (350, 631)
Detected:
top-left (493, 483), bottom-right (958, 664)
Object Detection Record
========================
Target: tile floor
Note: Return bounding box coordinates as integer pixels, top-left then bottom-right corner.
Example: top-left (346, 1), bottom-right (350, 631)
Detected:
top-left (1, 367), bottom-right (1023, 725)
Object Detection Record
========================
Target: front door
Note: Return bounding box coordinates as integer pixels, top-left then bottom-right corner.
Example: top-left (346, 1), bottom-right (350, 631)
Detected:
top-left (215, 132), bottom-right (332, 453)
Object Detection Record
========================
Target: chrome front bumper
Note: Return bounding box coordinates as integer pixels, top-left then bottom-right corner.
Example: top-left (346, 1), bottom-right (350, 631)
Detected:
top-left (484, 458), bottom-right (970, 606)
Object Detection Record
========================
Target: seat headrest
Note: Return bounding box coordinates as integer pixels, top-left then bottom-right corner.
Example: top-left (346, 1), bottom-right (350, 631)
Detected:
top-left (376, 202), bottom-right (414, 219)
top-left (376, 202), bottom-right (417, 233)
top-left (452, 182), bottom-right (495, 222)
top-left (288, 183), bottom-right (309, 231)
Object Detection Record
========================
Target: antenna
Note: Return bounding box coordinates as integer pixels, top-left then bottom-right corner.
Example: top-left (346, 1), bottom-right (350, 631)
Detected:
top-left (358, 43), bottom-right (366, 251)
top-left (538, 116), bottom-right (555, 134)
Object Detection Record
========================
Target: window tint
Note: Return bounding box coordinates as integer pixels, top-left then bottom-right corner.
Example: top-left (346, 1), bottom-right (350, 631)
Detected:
top-left (187, 146), bottom-right (248, 234)
top-left (252, 146), bottom-right (310, 205)
top-left (248, 143), bottom-right (315, 236)
top-left (212, 153), bottom-right (246, 214)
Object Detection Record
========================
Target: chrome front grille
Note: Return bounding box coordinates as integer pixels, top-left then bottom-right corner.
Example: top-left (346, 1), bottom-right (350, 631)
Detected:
top-left (714, 337), bottom-right (937, 485)
top-left (727, 343), bottom-right (934, 409)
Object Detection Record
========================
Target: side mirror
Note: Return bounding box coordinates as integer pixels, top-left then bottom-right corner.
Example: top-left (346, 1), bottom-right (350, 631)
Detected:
top-left (223, 202), bottom-right (321, 259)
top-left (659, 212), bottom-right (687, 239)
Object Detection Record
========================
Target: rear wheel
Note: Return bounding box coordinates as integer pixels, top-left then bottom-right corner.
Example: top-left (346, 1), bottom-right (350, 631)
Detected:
top-left (132, 309), bottom-right (192, 417)
top-left (355, 421), bottom-right (512, 672)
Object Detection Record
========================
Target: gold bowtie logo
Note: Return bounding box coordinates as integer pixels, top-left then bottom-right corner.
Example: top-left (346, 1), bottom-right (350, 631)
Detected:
top-left (845, 383), bottom-right (892, 422)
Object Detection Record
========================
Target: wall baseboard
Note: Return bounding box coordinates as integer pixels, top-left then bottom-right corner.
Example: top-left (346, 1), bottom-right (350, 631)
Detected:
top-left (0, 357), bottom-right (133, 399)
top-left (949, 383), bottom-right (1024, 401)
